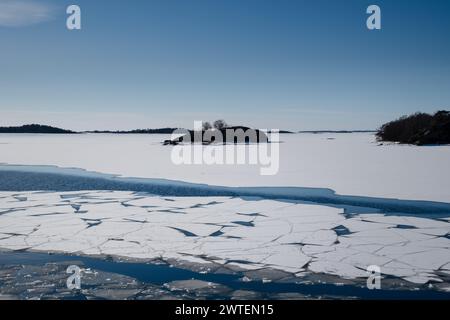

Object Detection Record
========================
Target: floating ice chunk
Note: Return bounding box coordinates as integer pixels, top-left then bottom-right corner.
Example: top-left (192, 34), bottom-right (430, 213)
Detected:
top-left (169, 223), bottom-right (222, 237)
top-left (301, 245), bottom-right (336, 255)
top-left (395, 249), bottom-right (450, 270)
top-left (416, 228), bottom-right (450, 236)
top-left (411, 237), bottom-right (450, 248)
top-left (403, 274), bottom-right (441, 285)
top-left (382, 261), bottom-right (420, 278)
top-left (341, 252), bottom-right (391, 270)
top-left (33, 238), bottom-right (93, 253)
top-left (260, 245), bottom-right (311, 272)
top-left (0, 235), bottom-right (29, 250)
top-left (312, 247), bottom-right (359, 263)
top-left (302, 230), bottom-right (338, 246)
top-left (349, 244), bottom-right (384, 254)
top-left (342, 218), bottom-right (395, 233)
top-left (344, 229), bottom-right (409, 246)
top-left (375, 244), bottom-right (429, 259)
top-left (308, 260), bottom-right (368, 279)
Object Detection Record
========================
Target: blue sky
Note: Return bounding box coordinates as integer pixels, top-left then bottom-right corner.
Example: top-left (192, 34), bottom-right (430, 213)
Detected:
top-left (1, 0), bottom-right (450, 131)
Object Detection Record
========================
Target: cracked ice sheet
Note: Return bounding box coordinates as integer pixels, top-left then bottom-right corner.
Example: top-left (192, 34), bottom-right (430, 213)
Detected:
top-left (0, 191), bottom-right (449, 286)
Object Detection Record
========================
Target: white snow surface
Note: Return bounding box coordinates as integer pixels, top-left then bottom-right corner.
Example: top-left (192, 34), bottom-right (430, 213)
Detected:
top-left (0, 191), bottom-right (449, 284)
top-left (0, 133), bottom-right (450, 202)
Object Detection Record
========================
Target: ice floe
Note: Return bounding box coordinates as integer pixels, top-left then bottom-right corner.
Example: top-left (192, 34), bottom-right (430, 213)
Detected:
top-left (0, 191), bottom-right (449, 287)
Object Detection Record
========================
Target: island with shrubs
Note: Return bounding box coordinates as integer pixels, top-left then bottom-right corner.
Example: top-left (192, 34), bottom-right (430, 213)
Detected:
top-left (376, 110), bottom-right (450, 145)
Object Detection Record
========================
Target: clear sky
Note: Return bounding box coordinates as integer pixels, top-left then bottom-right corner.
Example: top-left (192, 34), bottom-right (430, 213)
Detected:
top-left (1, 0), bottom-right (450, 131)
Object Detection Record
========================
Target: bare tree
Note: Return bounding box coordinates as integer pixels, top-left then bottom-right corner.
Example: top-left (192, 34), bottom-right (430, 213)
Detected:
top-left (202, 121), bottom-right (212, 131)
top-left (213, 119), bottom-right (228, 130)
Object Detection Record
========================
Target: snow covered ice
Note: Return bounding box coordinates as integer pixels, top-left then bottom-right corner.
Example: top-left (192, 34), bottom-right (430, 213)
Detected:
top-left (0, 190), bottom-right (449, 287)
top-left (1, 132), bottom-right (450, 202)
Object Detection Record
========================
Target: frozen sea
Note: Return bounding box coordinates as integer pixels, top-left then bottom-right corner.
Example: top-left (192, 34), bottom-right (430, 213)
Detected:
top-left (0, 133), bottom-right (449, 299)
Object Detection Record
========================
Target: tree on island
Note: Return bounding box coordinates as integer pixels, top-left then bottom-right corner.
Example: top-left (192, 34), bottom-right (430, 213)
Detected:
top-left (202, 121), bottom-right (212, 131)
top-left (200, 120), bottom-right (228, 131)
top-left (213, 119), bottom-right (228, 130)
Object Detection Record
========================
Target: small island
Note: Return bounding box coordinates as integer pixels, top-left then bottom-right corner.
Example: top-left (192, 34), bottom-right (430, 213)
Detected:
top-left (164, 120), bottom-right (269, 145)
top-left (376, 110), bottom-right (450, 145)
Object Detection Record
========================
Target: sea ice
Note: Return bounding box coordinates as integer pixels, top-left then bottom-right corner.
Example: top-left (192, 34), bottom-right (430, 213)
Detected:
top-left (0, 191), bottom-right (449, 286)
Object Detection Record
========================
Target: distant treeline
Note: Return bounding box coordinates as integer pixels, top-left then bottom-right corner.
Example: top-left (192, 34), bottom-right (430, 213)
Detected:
top-left (86, 128), bottom-right (179, 134)
top-left (267, 130), bottom-right (294, 134)
top-left (0, 125), bottom-right (179, 134)
top-left (377, 110), bottom-right (450, 145)
top-left (1, 124), bottom-right (381, 136)
top-left (298, 130), bottom-right (375, 134)
top-left (0, 124), bottom-right (75, 134)
top-left (0, 124), bottom-right (293, 135)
